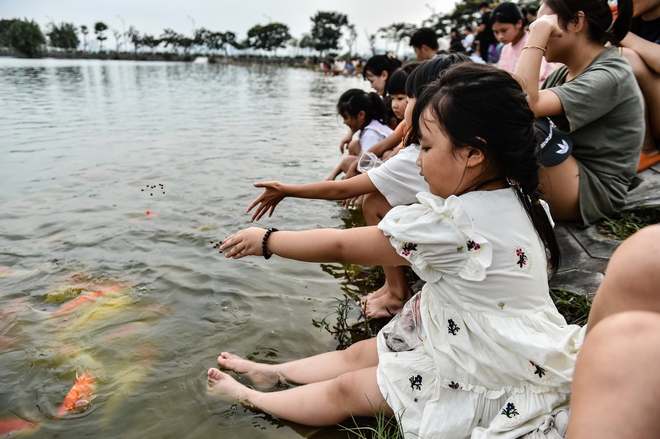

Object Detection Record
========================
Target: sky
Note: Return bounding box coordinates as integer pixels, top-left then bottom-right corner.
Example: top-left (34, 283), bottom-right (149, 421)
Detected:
top-left (3, 0), bottom-right (459, 55)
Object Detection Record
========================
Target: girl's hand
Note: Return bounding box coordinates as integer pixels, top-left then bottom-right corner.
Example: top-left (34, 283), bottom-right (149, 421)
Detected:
top-left (342, 195), bottom-right (360, 209)
top-left (220, 227), bottom-right (266, 259)
top-left (246, 182), bottom-right (286, 222)
top-left (339, 130), bottom-right (353, 154)
top-left (529, 14), bottom-right (563, 39)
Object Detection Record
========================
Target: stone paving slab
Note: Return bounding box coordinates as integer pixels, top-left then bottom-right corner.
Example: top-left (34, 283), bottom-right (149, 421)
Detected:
top-left (549, 167), bottom-right (660, 296)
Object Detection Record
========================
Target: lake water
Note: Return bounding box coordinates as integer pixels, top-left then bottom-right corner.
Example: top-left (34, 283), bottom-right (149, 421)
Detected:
top-left (0, 58), bottom-right (373, 438)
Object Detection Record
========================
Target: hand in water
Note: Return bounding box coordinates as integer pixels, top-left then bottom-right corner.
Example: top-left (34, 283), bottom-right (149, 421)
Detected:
top-left (246, 181), bottom-right (285, 222)
top-left (220, 227), bottom-right (266, 259)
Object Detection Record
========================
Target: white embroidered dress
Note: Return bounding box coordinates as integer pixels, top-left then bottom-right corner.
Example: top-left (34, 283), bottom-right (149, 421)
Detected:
top-left (376, 189), bottom-right (585, 439)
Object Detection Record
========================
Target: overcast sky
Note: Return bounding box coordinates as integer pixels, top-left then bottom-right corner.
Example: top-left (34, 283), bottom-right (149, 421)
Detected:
top-left (3, 0), bottom-right (459, 55)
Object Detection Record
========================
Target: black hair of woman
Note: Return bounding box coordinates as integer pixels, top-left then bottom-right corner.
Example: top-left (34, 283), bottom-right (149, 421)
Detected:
top-left (544, 0), bottom-right (633, 44)
top-left (336, 89), bottom-right (386, 127)
top-left (491, 2), bottom-right (529, 27)
top-left (363, 55), bottom-right (403, 90)
top-left (387, 62), bottom-right (420, 96)
top-left (412, 63), bottom-right (560, 273)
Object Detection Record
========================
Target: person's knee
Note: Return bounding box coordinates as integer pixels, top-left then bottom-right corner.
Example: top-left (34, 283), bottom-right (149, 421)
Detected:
top-left (362, 191), bottom-right (392, 224)
top-left (621, 47), bottom-right (649, 79)
top-left (610, 225), bottom-right (660, 272)
top-left (584, 311), bottom-right (660, 383)
top-left (348, 139), bottom-right (361, 156)
top-left (590, 311), bottom-right (660, 346)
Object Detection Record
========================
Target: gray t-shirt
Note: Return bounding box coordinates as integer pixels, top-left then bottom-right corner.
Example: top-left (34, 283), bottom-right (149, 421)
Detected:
top-left (542, 46), bottom-right (644, 225)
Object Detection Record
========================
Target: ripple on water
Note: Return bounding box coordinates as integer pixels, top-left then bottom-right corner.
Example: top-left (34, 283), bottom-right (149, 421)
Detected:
top-left (0, 57), bottom-right (370, 438)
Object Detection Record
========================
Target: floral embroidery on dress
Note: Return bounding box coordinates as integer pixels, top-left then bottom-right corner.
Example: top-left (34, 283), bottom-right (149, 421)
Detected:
top-left (409, 374), bottom-right (422, 390)
top-left (448, 381), bottom-right (460, 390)
top-left (401, 243), bottom-right (417, 256)
top-left (447, 319), bottom-right (461, 335)
top-left (467, 240), bottom-right (481, 251)
top-left (530, 361), bottom-right (546, 378)
top-left (510, 244), bottom-right (532, 272)
top-left (501, 402), bottom-right (519, 418)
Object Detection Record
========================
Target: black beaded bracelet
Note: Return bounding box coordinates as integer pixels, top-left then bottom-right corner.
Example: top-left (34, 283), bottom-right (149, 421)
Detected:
top-left (262, 228), bottom-right (278, 259)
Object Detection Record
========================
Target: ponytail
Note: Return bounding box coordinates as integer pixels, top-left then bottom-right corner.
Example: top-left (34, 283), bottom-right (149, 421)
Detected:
top-left (411, 63), bottom-right (560, 273)
top-left (336, 89), bottom-right (386, 129)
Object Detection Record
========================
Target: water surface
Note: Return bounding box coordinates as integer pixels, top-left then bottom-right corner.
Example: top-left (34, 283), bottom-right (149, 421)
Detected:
top-left (0, 57), bottom-right (370, 438)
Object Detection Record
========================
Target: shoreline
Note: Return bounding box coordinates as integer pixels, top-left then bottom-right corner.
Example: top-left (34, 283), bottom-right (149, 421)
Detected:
top-left (0, 50), bottom-right (322, 68)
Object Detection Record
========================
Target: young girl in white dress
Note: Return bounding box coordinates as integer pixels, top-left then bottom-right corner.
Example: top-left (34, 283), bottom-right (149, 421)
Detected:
top-left (210, 63), bottom-right (584, 438)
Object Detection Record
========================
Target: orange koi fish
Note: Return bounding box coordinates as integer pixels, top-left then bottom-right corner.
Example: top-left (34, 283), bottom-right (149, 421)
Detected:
top-left (52, 285), bottom-right (124, 316)
top-left (0, 415), bottom-right (39, 435)
top-left (57, 372), bottom-right (95, 416)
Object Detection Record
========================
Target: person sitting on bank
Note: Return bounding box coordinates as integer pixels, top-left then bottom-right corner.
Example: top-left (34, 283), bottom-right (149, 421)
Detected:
top-left (620, 0), bottom-right (660, 170)
top-left (410, 27), bottom-right (441, 61)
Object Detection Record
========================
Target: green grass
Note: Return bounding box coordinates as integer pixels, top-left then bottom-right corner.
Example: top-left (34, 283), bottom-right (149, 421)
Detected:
top-left (550, 288), bottom-right (593, 326)
top-left (597, 205), bottom-right (660, 240)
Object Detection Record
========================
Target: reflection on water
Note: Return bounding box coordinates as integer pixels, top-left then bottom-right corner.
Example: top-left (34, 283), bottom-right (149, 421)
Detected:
top-left (0, 58), bottom-right (371, 438)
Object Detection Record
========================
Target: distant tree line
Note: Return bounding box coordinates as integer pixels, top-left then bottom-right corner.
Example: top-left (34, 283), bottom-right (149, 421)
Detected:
top-left (0, 2), bottom-right (540, 59)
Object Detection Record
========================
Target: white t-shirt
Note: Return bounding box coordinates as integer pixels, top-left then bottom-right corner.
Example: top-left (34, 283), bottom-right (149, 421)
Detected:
top-left (359, 120), bottom-right (394, 152)
top-left (367, 145), bottom-right (429, 207)
top-left (464, 33), bottom-right (475, 51)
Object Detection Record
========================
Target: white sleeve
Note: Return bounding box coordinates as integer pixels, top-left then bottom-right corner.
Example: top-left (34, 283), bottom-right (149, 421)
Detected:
top-left (379, 194), bottom-right (492, 283)
top-left (367, 146), bottom-right (429, 206)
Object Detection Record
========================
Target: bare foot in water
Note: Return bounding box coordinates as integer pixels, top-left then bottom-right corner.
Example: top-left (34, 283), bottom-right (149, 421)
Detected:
top-left (363, 292), bottom-right (405, 319)
top-left (217, 352), bottom-right (282, 390)
top-left (358, 283), bottom-right (389, 310)
top-left (207, 368), bottom-right (253, 407)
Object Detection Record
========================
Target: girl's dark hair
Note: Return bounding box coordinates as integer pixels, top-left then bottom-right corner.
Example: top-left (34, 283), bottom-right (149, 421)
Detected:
top-left (387, 63), bottom-right (419, 96)
top-left (405, 53), bottom-right (473, 100)
top-left (491, 2), bottom-right (527, 26)
top-left (382, 96), bottom-right (400, 127)
top-left (363, 55), bottom-right (403, 93)
top-left (337, 89), bottom-right (386, 128)
top-left (411, 63), bottom-right (560, 273)
top-left (544, 0), bottom-right (633, 45)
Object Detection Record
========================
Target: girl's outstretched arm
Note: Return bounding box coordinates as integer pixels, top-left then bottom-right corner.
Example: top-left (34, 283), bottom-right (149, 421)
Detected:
top-left (246, 175), bottom-right (378, 222)
top-left (220, 226), bottom-right (409, 267)
top-left (513, 14), bottom-right (565, 117)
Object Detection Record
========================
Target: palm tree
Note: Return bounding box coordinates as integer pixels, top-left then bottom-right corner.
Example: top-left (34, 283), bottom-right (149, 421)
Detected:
top-left (80, 24), bottom-right (88, 51)
top-left (94, 22), bottom-right (108, 52)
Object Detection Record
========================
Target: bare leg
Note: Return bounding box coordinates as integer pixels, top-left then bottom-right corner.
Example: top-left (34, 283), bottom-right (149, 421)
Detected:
top-left (326, 155), bottom-right (359, 181)
top-left (361, 192), bottom-right (413, 318)
top-left (538, 155), bottom-right (582, 222)
top-left (566, 311), bottom-right (660, 439)
top-left (566, 225), bottom-right (660, 437)
top-left (622, 48), bottom-right (660, 154)
top-left (347, 139), bottom-right (361, 156)
top-left (216, 337), bottom-right (378, 388)
top-left (207, 365), bottom-right (391, 426)
top-left (586, 225), bottom-right (660, 330)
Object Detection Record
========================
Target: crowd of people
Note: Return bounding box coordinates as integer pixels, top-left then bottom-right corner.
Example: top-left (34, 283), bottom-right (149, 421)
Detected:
top-left (206, 0), bottom-right (660, 437)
